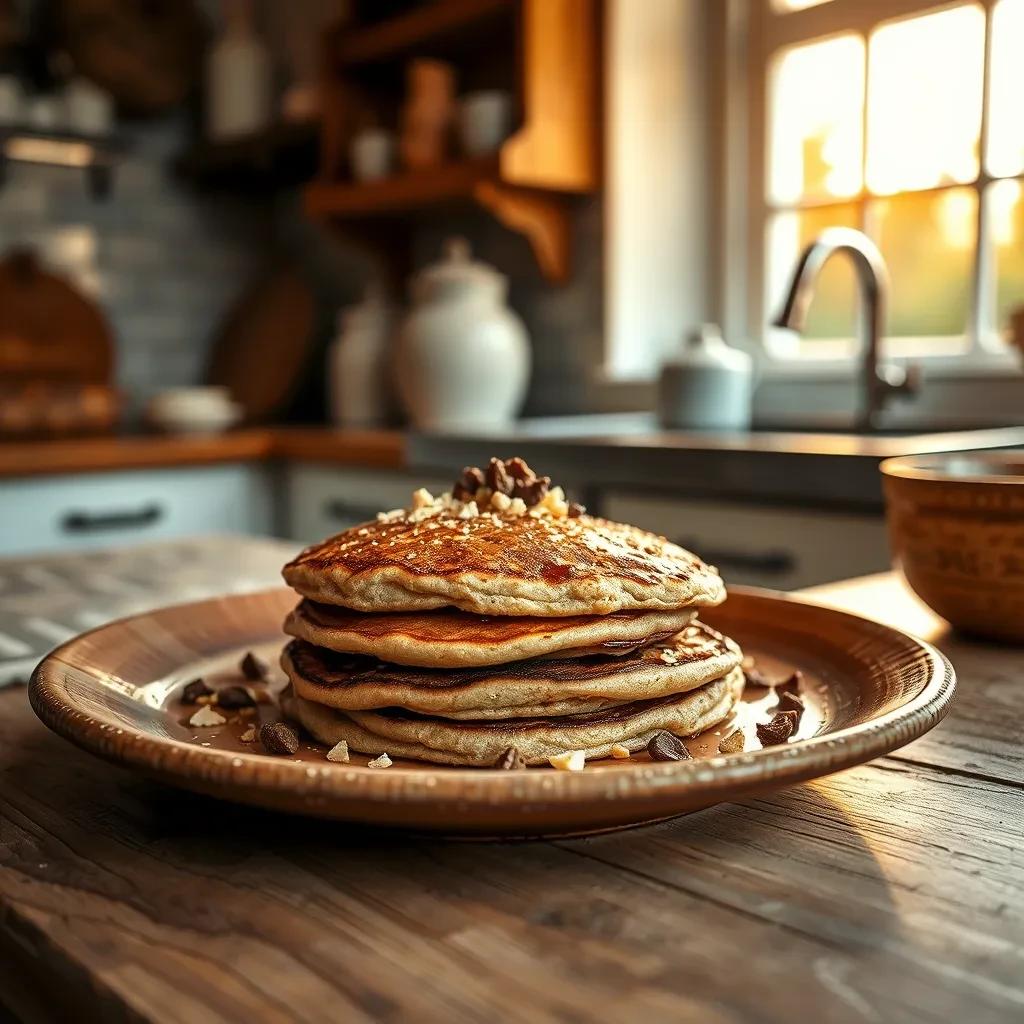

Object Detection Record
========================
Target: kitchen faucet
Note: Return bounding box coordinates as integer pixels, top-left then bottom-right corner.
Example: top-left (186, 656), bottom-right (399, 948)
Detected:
top-left (772, 227), bottom-right (919, 432)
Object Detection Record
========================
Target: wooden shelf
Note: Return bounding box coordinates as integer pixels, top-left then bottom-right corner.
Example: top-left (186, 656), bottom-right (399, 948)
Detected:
top-left (329, 0), bottom-right (514, 68)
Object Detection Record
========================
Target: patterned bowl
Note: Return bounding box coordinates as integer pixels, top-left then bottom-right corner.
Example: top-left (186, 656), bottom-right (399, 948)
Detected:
top-left (881, 452), bottom-right (1024, 644)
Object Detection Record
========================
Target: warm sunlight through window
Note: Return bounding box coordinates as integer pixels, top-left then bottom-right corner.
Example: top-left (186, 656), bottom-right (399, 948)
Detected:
top-left (762, 0), bottom-right (1024, 358)
top-left (771, 0), bottom-right (835, 11)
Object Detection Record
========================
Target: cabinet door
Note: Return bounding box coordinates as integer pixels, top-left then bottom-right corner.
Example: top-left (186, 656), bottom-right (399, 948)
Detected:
top-left (286, 464), bottom-right (451, 542)
top-left (0, 464), bottom-right (274, 557)
top-left (601, 493), bottom-right (889, 590)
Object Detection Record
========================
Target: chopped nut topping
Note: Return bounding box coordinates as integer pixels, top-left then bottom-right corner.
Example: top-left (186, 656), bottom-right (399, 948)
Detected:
top-left (260, 721), bottom-right (299, 755)
top-left (567, 502), bottom-right (586, 518)
top-left (490, 491), bottom-right (512, 512)
top-left (718, 731), bottom-right (745, 754)
top-left (647, 731), bottom-right (691, 762)
top-left (549, 749), bottom-right (586, 771)
top-left (326, 740), bottom-right (350, 763)
top-left (216, 685), bottom-right (256, 709)
top-left (367, 752), bottom-right (392, 769)
top-left (756, 711), bottom-right (799, 747)
top-left (240, 651), bottom-right (269, 682)
top-left (239, 724), bottom-right (257, 743)
top-left (514, 475), bottom-right (550, 506)
top-left (182, 678), bottom-right (212, 704)
top-left (610, 743), bottom-right (632, 759)
top-left (494, 746), bottom-right (526, 770)
top-left (411, 487), bottom-right (434, 510)
top-left (486, 457), bottom-right (515, 496)
top-left (189, 706), bottom-right (225, 728)
top-left (659, 648), bottom-right (680, 665)
top-left (457, 501), bottom-right (479, 519)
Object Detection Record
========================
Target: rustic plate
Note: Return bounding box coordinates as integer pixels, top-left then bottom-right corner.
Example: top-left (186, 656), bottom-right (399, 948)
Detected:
top-left (29, 586), bottom-right (955, 837)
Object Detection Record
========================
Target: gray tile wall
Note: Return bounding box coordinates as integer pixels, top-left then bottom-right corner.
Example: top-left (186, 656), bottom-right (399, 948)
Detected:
top-left (0, 116), bottom-right (273, 418)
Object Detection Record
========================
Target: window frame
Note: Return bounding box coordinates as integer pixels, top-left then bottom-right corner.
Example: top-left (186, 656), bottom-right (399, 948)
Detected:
top-left (745, 0), bottom-right (1022, 377)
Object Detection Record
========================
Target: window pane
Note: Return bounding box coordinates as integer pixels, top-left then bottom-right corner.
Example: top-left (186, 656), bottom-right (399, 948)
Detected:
top-left (986, 178), bottom-right (1024, 342)
top-left (866, 6), bottom-right (984, 195)
top-left (766, 204), bottom-right (860, 355)
top-left (869, 188), bottom-right (976, 346)
top-left (988, 0), bottom-right (1024, 178)
top-left (768, 35), bottom-right (864, 204)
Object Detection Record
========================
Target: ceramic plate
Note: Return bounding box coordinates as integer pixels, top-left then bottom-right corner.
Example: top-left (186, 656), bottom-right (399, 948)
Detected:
top-left (29, 587), bottom-right (955, 837)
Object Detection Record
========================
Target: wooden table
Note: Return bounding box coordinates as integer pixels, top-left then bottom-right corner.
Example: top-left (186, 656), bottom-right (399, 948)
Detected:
top-left (0, 563), bottom-right (1020, 1023)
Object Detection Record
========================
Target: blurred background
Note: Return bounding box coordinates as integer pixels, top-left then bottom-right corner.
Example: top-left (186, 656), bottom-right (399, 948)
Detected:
top-left (1, 0), bottom-right (1023, 587)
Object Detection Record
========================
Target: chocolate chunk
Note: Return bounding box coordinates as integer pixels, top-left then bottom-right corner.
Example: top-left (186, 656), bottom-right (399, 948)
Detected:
top-left (755, 711), bottom-right (799, 747)
top-left (259, 721), bottom-right (299, 755)
top-left (647, 731), bottom-right (692, 762)
top-left (240, 651), bottom-right (269, 681)
top-left (514, 475), bottom-right (550, 507)
top-left (216, 685), bottom-right (256, 709)
top-left (182, 678), bottom-right (213, 704)
top-left (486, 457), bottom-right (515, 496)
top-left (567, 502), bottom-right (586, 518)
top-left (775, 670), bottom-right (803, 695)
top-left (453, 465), bottom-right (485, 501)
top-left (743, 665), bottom-right (774, 689)
top-left (718, 731), bottom-right (745, 754)
top-left (493, 746), bottom-right (526, 770)
top-left (777, 690), bottom-right (804, 721)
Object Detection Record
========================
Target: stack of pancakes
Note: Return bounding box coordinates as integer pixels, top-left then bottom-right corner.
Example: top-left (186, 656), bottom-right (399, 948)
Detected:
top-left (279, 459), bottom-right (744, 767)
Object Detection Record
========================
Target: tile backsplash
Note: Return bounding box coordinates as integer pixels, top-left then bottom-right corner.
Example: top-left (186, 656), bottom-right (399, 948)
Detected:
top-left (0, 116), bottom-right (273, 417)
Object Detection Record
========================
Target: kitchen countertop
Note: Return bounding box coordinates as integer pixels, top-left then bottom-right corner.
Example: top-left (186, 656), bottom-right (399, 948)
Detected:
top-left (0, 428), bottom-right (406, 479)
top-left (0, 538), bottom-right (1020, 1023)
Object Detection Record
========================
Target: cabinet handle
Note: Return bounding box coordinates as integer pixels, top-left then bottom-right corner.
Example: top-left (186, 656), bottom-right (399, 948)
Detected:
top-left (324, 499), bottom-right (385, 523)
top-left (61, 503), bottom-right (163, 534)
top-left (673, 538), bottom-right (795, 576)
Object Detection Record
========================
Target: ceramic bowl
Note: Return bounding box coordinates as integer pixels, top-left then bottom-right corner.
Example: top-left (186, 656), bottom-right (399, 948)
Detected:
top-left (881, 451), bottom-right (1024, 643)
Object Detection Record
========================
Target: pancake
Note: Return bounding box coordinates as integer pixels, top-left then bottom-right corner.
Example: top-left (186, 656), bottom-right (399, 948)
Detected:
top-left (287, 666), bottom-right (744, 766)
top-left (281, 620), bottom-right (742, 719)
top-left (284, 599), bottom-right (698, 667)
top-left (282, 508), bottom-right (725, 617)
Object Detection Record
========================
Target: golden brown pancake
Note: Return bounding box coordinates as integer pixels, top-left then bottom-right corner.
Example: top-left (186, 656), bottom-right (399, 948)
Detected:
top-left (284, 599), bottom-right (697, 668)
top-left (280, 621), bottom-right (742, 719)
top-left (286, 667), bottom-right (744, 766)
top-left (283, 512), bottom-right (725, 616)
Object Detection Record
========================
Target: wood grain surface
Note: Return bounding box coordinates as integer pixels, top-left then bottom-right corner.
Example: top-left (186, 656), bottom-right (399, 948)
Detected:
top-left (1, 570), bottom-right (1021, 1022)
top-left (0, 428), bottom-right (405, 479)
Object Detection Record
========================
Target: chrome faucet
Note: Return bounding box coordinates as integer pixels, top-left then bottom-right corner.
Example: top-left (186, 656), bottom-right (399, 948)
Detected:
top-left (772, 227), bottom-right (919, 432)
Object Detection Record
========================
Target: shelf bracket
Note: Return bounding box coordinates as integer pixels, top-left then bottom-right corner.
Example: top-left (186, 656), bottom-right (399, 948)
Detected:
top-left (473, 181), bottom-right (571, 284)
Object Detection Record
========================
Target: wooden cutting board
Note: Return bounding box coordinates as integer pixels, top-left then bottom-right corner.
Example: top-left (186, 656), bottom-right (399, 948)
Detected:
top-left (0, 247), bottom-right (113, 383)
top-left (206, 268), bottom-right (317, 424)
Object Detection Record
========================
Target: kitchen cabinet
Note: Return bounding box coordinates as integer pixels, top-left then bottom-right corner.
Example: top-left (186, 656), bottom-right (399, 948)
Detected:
top-left (0, 464), bottom-right (274, 557)
top-left (285, 463), bottom-right (450, 542)
top-left (601, 492), bottom-right (890, 590)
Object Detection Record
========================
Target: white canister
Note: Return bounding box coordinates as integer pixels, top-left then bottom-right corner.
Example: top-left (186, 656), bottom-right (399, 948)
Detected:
top-left (329, 286), bottom-right (394, 428)
top-left (657, 324), bottom-right (754, 431)
top-left (205, 0), bottom-right (272, 141)
top-left (457, 90), bottom-right (513, 157)
top-left (63, 78), bottom-right (114, 136)
top-left (394, 238), bottom-right (530, 432)
top-left (350, 128), bottom-right (394, 182)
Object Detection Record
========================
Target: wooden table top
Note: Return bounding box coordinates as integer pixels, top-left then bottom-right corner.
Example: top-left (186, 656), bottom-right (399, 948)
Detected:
top-left (0, 567), bottom-right (1020, 1023)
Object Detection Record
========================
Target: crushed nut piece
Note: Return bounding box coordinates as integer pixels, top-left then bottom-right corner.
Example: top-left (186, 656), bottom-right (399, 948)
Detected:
top-left (610, 743), bottom-right (631, 759)
top-left (216, 685), bottom-right (255, 709)
top-left (453, 466), bottom-right (485, 501)
top-left (778, 691), bottom-right (805, 721)
top-left (182, 678), bottom-right (212, 704)
top-left (411, 487), bottom-right (434, 510)
top-left (494, 746), bottom-right (526, 770)
top-left (326, 740), bottom-right (350, 763)
top-left (239, 724), bottom-right (257, 742)
top-left (647, 731), bottom-right (691, 761)
top-left (367, 752), bottom-right (392, 769)
top-left (486, 458), bottom-right (514, 496)
top-left (260, 721), bottom-right (299, 755)
top-left (240, 651), bottom-right (269, 682)
top-left (659, 648), bottom-right (680, 665)
top-left (567, 502), bottom-right (586, 518)
top-left (508, 497), bottom-right (527, 516)
top-left (756, 711), bottom-right (799, 747)
top-left (189, 705), bottom-right (225, 727)
top-left (457, 501), bottom-right (479, 519)
top-left (718, 731), bottom-right (745, 754)
top-left (514, 475), bottom-right (550, 507)
top-left (549, 749), bottom-right (586, 771)
top-left (490, 491), bottom-right (512, 512)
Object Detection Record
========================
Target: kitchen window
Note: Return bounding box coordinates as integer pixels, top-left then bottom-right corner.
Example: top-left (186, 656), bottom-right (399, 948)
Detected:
top-left (753, 0), bottom-right (1024, 368)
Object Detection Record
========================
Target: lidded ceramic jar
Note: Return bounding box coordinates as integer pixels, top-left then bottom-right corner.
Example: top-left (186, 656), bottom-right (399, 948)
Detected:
top-left (394, 238), bottom-right (530, 431)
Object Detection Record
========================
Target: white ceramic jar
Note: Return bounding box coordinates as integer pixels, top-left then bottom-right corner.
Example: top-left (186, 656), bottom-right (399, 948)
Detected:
top-left (328, 286), bottom-right (393, 428)
top-left (394, 239), bottom-right (530, 431)
top-left (657, 324), bottom-right (754, 431)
